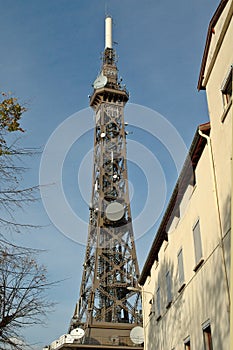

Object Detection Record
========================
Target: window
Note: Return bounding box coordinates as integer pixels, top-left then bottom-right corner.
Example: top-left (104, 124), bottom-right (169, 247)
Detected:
top-left (156, 286), bottom-right (161, 319)
top-left (203, 324), bottom-right (213, 350)
top-left (177, 248), bottom-right (185, 290)
top-left (222, 66), bottom-right (232, 106)
top-left (184, 338), bottom-right (191, 350)
top-left (148, 295), bottom-right (155, 317)
top-left (166, 271), bottom-right (172, 307)
top-left (193, 220), bottom-right (204, 270)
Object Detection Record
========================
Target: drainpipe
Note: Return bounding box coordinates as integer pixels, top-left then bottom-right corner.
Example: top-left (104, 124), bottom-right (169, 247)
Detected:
top-left (231, 118), bottom-right (233, 350)
top-left (198, 128), bottom-right (230, 313)
top-left (128, 286), bottom-right (154, 350)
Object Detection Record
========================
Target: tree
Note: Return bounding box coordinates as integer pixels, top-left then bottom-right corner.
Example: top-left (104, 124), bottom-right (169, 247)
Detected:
top-left (0, 93), bottom-right (38, 233)
top-left (0, 244), bottom-right (53, 350)
top-left (0, 93), bottom-right (54, 349)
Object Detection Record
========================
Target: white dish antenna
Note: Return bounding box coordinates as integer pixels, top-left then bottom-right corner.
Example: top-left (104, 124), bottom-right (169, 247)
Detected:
top-left (106, 202), bottom-right (124, 221)
top-left (70, 328), bottom-right (85, 339)
top-left (130, 326), bottom-right (144, 344)
top-left (59, 334), bottom-right (74, 344)
top-left (93, 75), bottom-right (107, 89)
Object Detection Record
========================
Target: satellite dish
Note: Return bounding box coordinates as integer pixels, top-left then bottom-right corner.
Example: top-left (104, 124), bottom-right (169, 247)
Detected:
top-left (59, 334), bottom-right (74, 344)
top-left (65, 334), bottom-right (74, 343)
top-left (93, 75), bottom-right (107, 89)
top-left (106, 202), bottom-right (124, 221)
top-left (130, 326), bottom-right (144, 345)
top-left (70, 328), bottom-right (85, 339)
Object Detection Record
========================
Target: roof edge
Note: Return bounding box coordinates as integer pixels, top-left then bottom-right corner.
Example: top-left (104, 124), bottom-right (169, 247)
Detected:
top-left (197, 0), bottom-right (229, 91)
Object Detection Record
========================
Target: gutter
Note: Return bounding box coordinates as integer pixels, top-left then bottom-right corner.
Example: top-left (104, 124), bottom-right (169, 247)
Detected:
top-left (198, 128), bottom-right (230, 312)
top-left (197, 0), bottom-right (229, 90)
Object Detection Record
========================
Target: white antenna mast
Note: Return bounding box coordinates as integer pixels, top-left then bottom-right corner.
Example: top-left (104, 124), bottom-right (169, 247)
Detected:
top-left (105, 16), bottom-right (112, 49)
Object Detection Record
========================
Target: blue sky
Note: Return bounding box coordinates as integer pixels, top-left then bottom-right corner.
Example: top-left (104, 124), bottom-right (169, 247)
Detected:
top-left (0, 0), bottom-right (220, 347)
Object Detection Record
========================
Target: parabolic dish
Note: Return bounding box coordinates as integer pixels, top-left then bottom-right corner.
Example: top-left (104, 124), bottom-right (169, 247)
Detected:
top-left (106, 202), bottom-right (124, 221)
top-left (70, 328), bottom-right (85, 339)
top-left (93, 75), bottom-right (107, 89)
top-left (130, 326), bottom-right (144, 344)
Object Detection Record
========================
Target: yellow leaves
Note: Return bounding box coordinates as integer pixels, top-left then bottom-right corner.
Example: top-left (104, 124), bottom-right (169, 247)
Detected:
top-left (0, 92), bottom-right (27, 156)
top-left (0, 93), bottom-right (26, 133)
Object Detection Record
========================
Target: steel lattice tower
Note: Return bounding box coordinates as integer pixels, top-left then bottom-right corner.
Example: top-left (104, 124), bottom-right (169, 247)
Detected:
top-left (69, 17), bottom-right (143, 348)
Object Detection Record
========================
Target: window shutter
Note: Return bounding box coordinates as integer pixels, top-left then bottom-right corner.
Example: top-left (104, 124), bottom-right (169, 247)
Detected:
top-left (178, 248), bottom-right (185, 285)
top-left (156, 287), bottom-right (161, 317)
top-left (193, 220), bottom-right (203, 264)
top-left (166, 271), bottom-right (172, 304)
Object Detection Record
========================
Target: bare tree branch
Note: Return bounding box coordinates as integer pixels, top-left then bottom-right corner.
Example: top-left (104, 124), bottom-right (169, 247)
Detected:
top-left (0, 93), bottom-right (56, 349)
top-left (0, 245), bottom-right (55, 350)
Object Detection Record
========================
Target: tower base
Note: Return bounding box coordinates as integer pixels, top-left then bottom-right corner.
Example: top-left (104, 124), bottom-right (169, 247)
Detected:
top-left (82, 322), bottom-right (143, 347)
top-left (54, 345), bottom-right (143, 350)
top-left (48, 322), bottom-right (143, 350)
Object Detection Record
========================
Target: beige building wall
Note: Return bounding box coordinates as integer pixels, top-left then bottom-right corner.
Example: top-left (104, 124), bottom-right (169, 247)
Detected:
top-left (204, 0), bottom-right (232, 235)
top-left (140, 1), bottom-right (232, 349)
top-left (143, 146), bottom-right (230, 349)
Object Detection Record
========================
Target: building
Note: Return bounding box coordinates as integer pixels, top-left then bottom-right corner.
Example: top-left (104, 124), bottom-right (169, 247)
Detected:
top-left (139, 1), bottom-right (232, 349)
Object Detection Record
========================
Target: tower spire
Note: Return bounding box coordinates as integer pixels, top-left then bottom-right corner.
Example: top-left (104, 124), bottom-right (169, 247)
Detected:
top-left (105, 16), bottom-right (113, 49)
top-left (90, 16), bottom-right (128, 109)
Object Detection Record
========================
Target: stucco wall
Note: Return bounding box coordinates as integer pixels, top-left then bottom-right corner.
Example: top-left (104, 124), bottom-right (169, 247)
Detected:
top-left (142, 3), bottom-right (232, 349)
top-left (143, 145), bottom-right (230, 349)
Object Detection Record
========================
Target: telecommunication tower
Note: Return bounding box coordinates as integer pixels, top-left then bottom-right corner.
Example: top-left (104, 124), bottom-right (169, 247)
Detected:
top-left (69, 16), bottom-right (143, 348)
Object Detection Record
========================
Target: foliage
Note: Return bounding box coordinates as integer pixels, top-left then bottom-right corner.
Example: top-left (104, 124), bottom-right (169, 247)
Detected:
top-left (0, 93), bottom-right (26, 156)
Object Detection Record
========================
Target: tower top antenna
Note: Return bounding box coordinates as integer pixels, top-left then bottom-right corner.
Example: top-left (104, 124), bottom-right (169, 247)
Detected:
top-left (105, 15), bottom-right (113, 49)
top-left (105, 2), bottom-right (110, 17)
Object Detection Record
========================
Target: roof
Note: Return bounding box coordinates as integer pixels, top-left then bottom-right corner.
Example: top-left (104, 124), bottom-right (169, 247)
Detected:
top-left (197, 0), bottom-right (230, 90)
top-left (138, 122), bottom-right (211, 286)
